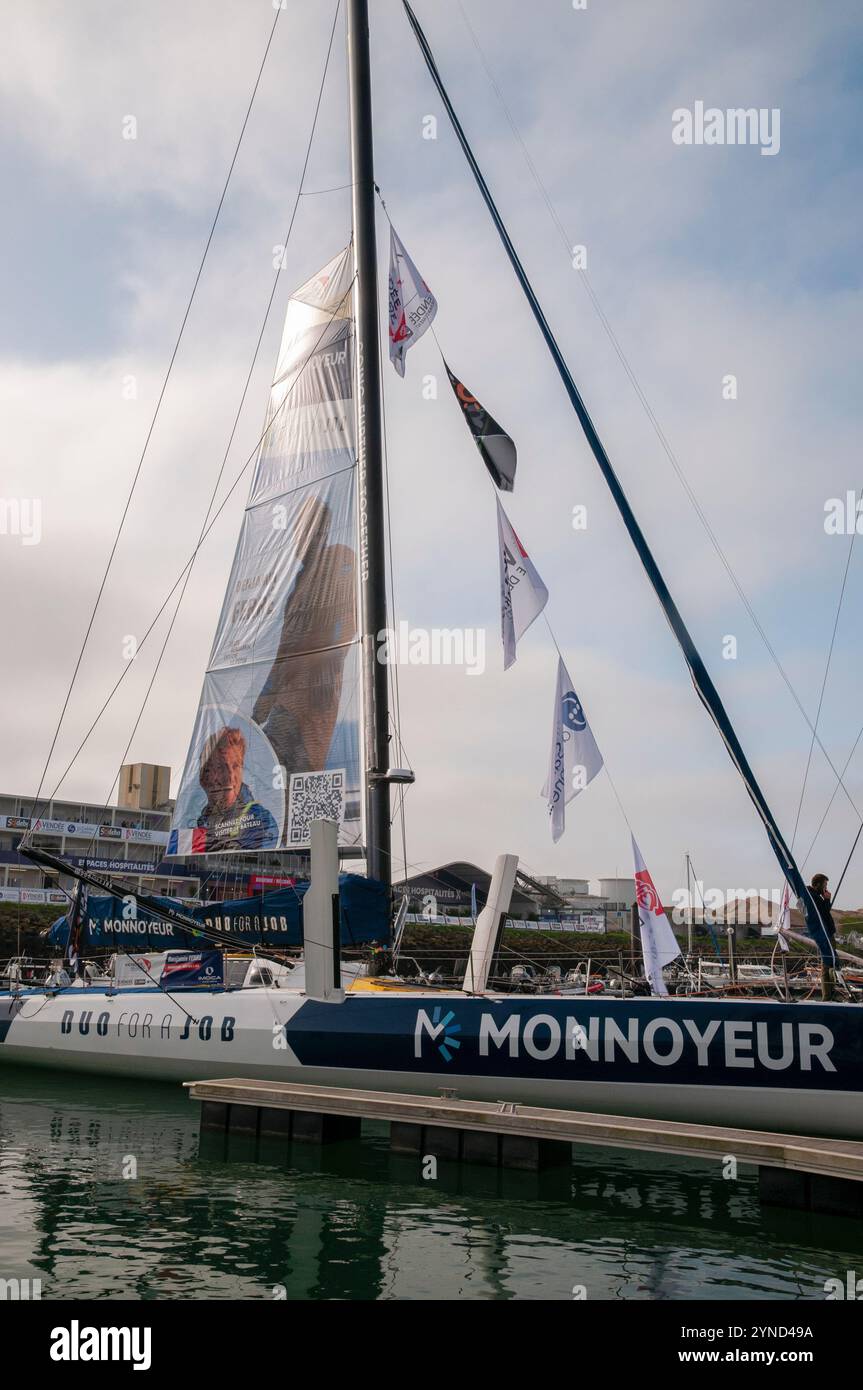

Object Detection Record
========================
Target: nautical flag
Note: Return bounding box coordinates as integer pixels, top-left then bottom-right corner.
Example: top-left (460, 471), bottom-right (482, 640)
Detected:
top-left (542, 656), bottom-right (604, 842)
top-left (168, 827), bottom-right (208, 857)
top-left (444, 362), bottom-right (516, 491)
top-left (632, 835), bottom-right (681, 994)
top-left (497, 497), bottom-right (547, 669)
top-left (388, 226), bottom-right (437, 377)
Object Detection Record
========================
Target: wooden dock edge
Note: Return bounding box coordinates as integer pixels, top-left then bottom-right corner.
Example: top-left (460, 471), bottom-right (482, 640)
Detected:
top-left (184, 1078), bottom-right (863, 1214)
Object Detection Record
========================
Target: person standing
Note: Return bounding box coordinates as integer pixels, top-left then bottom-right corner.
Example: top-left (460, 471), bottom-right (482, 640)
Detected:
top-left (808, 873), bottom-right (836, 942)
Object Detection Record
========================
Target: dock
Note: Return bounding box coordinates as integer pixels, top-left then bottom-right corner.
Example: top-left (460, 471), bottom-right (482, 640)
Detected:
top-left (185, 1078), bottom-right (863, 1217)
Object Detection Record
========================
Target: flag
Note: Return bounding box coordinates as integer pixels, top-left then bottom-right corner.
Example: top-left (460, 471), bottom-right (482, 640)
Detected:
top-left (445, 362), bottom-right (516, 490)
top-left (497, 497), bottom-right (547, 668)
top-left (388, 226), bottom-right (437, 377)
top-left (168, 827), bottom-right (208, 857)
top-left (542, 656), bottom-right (604, 842)
top-left (632, 835), bottom-right (681, 993)
top-left (471, 882), bottom-right (478, 923)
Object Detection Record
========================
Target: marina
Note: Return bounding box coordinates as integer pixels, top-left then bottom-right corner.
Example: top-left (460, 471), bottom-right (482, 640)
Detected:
top-left (3, 1066), bottom-right (863, 1303)
top-left (2, 0), bottom-right (862, 1327)
top-left (186, 1076), bottom-right (863, 1215)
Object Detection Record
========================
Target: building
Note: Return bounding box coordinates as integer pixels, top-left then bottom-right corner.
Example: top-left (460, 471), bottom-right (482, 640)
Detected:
top-left (117, 762), bottom-right (171, 812)
top-left (598, 877), bottom-right (637, 911)
top-left (0, 783), bottom-right (309, 906)
top-left (534, 875), bottom-right (590, 898)
top-left (395, 862), bottom-right (539, 918)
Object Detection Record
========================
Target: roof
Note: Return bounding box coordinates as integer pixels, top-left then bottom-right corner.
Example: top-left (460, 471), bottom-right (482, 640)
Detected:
top-left (395, 861), bottom-right (537, 911)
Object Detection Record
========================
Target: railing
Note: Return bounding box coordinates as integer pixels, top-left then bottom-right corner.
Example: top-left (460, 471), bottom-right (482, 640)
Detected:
top-left (387, 943), bottom-right (849, 1000)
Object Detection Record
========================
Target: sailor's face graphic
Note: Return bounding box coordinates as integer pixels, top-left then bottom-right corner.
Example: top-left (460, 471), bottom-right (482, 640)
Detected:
top-left (201, 742), bottom-right (244, 811)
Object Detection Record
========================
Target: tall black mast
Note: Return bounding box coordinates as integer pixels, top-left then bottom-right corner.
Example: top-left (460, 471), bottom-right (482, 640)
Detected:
top-left (347, 0), bottom-right (391, 886)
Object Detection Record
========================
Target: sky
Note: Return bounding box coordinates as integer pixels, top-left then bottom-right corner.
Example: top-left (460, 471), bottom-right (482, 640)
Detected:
top-left (1, 0), bottom-right (862, 905)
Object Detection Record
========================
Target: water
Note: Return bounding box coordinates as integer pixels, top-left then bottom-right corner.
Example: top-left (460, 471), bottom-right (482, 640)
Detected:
top-left (0, 1068), bottom-right (859, 1300)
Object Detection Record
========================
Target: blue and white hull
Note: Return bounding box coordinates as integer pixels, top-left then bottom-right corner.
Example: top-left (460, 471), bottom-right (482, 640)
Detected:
top-left (2, 985), bottom-right (862, 1140)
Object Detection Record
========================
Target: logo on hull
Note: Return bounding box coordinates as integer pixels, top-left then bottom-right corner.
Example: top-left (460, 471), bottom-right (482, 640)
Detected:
top-left (414, 1007), bottom-right (462, 1062)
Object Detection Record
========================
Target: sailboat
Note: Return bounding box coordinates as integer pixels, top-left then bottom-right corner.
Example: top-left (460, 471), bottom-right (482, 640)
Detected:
top-left (2, 0), bottom-right (862, 1141)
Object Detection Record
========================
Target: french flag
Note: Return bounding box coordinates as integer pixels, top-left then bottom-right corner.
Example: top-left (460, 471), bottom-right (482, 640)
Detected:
top-left (167, 828), bottom-right (208, 857)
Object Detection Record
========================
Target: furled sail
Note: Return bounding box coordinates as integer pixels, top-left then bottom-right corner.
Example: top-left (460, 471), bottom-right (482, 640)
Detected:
top-left (48, 877), bottom-right (389, 952)
top-left (168, 248), bottom-right (362, 855)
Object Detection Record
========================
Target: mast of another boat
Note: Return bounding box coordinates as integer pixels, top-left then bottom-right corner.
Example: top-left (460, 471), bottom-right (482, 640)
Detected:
top-left (346, 0), bottom-right (391, 889)
top-left (685, 851), bottom-right (694, 957)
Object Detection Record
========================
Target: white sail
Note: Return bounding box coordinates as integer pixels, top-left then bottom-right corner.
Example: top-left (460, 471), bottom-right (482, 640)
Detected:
top-left (168, 249), bottom-right (362, 855)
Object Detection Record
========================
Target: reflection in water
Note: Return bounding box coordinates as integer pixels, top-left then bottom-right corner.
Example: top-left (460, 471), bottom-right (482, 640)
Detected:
top-left (0, 1068), bottom-right (859, 1300)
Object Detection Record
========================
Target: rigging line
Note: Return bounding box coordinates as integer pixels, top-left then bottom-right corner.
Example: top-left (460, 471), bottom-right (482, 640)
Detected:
top-left (791, 518), bottom-right (859, 850)
top-left (25, 5), bottom-right (284, 834)
top-left (33, 274), bottom-right (357, 818)
top-left (74, 0), bottom-right (345, 858)
top-left (801, 724), bottom-right (863, 869)
top-left (431, 313), bottom-right (642, 848)
top-left (453, 0), bottom-right (862, 826)
top-left (301, 181), bottom-right (356, 196)
top-left (402, 0), bottom-right (838, 967)
top-left (832, 820), bottom-right (863, 909)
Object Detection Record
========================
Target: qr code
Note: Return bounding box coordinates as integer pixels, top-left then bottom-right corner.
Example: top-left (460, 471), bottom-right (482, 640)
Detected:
top-left (287, 769), bottom-right (346, 846)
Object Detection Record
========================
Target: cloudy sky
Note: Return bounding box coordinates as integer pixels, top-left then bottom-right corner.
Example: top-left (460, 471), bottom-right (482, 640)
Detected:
top-left (2, 0), bottom-right (862, 904)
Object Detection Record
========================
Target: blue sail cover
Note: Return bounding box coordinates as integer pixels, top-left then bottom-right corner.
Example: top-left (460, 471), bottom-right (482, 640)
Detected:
top-left (48, 876), bottom-right (390, 952)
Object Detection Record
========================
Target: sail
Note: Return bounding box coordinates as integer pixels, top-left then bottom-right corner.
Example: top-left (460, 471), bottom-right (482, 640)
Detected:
top-left (47, 878), bottom-right (390, 951)
top-left (168, 248), bottom-right (362, 855)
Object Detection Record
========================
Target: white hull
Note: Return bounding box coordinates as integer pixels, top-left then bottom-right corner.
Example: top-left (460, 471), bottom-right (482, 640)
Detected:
top-left (2, 985), bottom-right (862, 1139)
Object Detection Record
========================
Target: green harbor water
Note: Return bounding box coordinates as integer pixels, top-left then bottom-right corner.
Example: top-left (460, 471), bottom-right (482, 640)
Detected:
top-left (0, 1067), bottom-right (860, 1301)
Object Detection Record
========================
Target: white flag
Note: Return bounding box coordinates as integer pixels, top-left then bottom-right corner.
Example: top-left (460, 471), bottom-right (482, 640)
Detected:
top-left (542, 656), bottom-right (604, 842)
top-left (388, 226), bottom-right (437, 377)
top-left (632, 835), bottom-right (681, 994)
top-left (497, 498), bottom-right (548, 668)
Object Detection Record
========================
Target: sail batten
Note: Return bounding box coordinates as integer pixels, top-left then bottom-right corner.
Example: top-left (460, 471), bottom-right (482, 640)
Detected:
top-left (168, 248), bottom-right (363, 857)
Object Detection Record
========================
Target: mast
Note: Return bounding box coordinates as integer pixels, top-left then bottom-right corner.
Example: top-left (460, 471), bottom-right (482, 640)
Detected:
top-left (347, 0), bottom-right (391, 887)
top-left (685, 852), bottom-right (693, 956)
